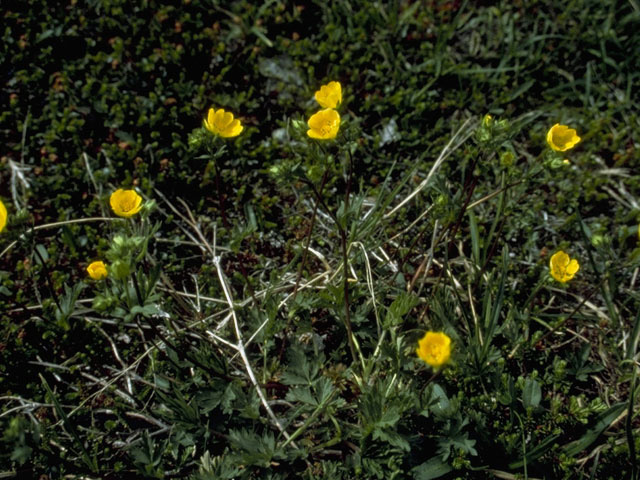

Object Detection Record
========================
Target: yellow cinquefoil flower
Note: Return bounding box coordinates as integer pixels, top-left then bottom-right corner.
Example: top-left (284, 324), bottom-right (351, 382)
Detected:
top-left (307, 108), bottom-right (340, 140)
top-left (314, 81), bottom-right (342, 109)
top-left (203, 107), bottom-right (243, 138)
top-left (416, 331), bottom-right (451, 368)
top-left (549, 250), bottom-right (580, 283)
top-left (87, 261), bottom-right (108, 280)
top-left (546, 124), bottom-right (581, 152)
top-left (110, 189), bottom-right (143, 218)
top-left (0, 199), bottom-right (7, 233)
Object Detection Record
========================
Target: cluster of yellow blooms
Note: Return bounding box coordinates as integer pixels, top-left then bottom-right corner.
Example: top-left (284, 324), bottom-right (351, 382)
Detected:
top-left (545, 123), bottom-right (581, 284)
top-left (86, 188), bottom-right (144, 280)
top-left (307, 81), bottom-right (342, 140)
top-left (0, 92), bottom-right (622, 370)
top-left (417, 122), bottom-right (584, 369)
top-left (85, 103), bottom-right (248, 280)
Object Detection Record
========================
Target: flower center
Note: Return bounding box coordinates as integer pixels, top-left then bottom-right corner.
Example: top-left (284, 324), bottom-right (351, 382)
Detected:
top-left (121, 197), bottom-right (135, 211)
top-left (320, 120), bottom-right (334, 136)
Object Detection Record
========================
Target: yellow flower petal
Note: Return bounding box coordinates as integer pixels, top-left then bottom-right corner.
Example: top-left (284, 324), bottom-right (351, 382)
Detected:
top-left (306, 128), bottom-right (325, 140)
top-left (416, 331), bottom-right (452, 368)
top-left (204, 107), bottom-right (243, 138)
top-left (314, 81), bottom-right (342, 109)
top-left (87, 260), bottom-right (108, 280)
top-left (221, 119), bottom-right (243, 138)
top-left (213, 109), bottom-right (227, 128)
top-left (566, 259), bottom-right (580, 275)
top-left (110, 189), bottom-right (143, 218)
top-left (306, 108), bottom-right (340, 140)
top-left (0, 199), bottom-right (7, 233)
top-left (549, 250), bottom-right (579, 283)
top-left (547, 124), bottom-right (581, 152)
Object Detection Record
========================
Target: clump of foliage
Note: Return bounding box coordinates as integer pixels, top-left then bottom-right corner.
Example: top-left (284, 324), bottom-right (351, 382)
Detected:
top-left (1, 1), bottom-right (639, 479)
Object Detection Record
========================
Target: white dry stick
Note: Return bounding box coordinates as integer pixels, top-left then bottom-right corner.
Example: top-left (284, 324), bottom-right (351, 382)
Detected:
top-left (8, 159), bottom-right (31, 210)
top-left (212, 255), bottom-right (300, 449)
top-left (413, 219), bottom-right (441, 296)
top-left (83, 153), bottom-right (100, 194)
top-left (94, 324), bottom-right (134, 397)
top-left (352, 242), bottom-right (380, 335)
top-left (385, 117), bottom-right (474, 219)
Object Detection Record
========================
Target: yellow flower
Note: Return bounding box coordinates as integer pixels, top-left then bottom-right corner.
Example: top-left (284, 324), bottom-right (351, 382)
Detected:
top-left (549, 250), bottom-right (580, 283)
top-left (483, 114), bottom-right (493, 126)
top-left (203, 107), bottom-right (243, 138)
top-left (307, 108), bottom-right (340, 140)
top-left (314, 81), bottom-right (342, 109)
top-left (110, 189), bottom-right (143, 218)
top-left (416, 331), bottom-right (451, 368)
top-left (546, 124), bottom-right (581, 152)
top-left (0, 199), bottom-right (7, 233)
top-left (87, 261), bottom-right (108, 280)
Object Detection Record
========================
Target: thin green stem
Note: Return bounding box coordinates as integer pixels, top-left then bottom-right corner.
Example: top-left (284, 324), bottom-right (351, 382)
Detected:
top-left (292, 168), bottom-right (329, 302)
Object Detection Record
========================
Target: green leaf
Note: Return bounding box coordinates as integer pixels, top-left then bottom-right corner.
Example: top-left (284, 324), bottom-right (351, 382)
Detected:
top-left (412, 456), bottom-right (452, 480)
top-left (384, 291), bottom-right (419, 327)
top-left (562, 403), bottom-right (627, 457)
top-left (509, 434), bottom-right (559, 469)
top-left (522, 378), bottom-right (542, 409)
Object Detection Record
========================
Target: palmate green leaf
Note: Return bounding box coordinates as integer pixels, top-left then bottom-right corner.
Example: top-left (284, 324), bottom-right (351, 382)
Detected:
top-left (157, 385), bottom-right (200, 424)
top-left (285, 377), bottom-right (338, 408)
top-left (10, 445), bottom-right (32, 465)
top-left (384, 291), bottom-right (420, 328)
top-left (129, 431), bottom-right (164, 469)
top-left (227, 429), bottom-right (286, 468)
top-left (195, 387), bottom-right (225, 414)
top-left (372, 427), bottom-right (410, 451)
top-left (280, 344), bottom-right (322, 386)
top-left (285, 385), bottom-right (316, 406)
top-left (437, 418), bottom-right (478, 461)
top-left (194, 450), bottom-right (241, 480)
